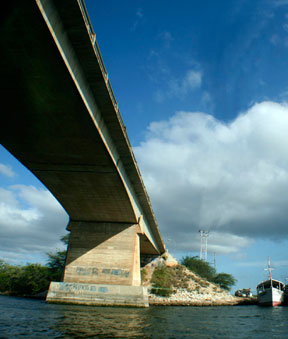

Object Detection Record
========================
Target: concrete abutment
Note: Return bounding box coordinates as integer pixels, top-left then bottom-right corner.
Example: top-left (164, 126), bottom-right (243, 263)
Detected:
top-left (46, 221), bottom-right (149, 307)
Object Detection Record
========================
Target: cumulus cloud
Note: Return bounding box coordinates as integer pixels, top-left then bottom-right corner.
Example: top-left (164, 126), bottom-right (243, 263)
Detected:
top-left (134, 101), bottom-right (288, 254)
top-left (0, 163), bottom-right (15, 178)
top-left (0, 185), bottom-right (69, 264)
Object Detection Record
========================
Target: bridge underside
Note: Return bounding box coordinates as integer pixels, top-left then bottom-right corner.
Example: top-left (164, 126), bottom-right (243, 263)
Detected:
top-left (0, 0), bottom-right (158, 255)
top-left (1, 1), bottom-right (136, 224)
top-left (0, 0), bottom-right (163, 306)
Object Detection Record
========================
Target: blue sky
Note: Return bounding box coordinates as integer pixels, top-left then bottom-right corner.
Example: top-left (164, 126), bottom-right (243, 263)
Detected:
top-left (2, 0), bottom-right (288, 293)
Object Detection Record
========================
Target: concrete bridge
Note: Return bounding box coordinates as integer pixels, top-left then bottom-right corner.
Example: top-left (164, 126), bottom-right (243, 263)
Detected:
top-left (0, 0), bottom-right (165, 306)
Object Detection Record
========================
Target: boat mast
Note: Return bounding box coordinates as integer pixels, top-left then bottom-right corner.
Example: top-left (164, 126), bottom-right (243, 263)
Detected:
top-left (265, 256), bottom-right (272, 280)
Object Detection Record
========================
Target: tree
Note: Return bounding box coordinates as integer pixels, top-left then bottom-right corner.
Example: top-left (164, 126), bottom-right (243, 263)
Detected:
top-left (0, 260), bottom-right (15, 292)
top-left (0, 234), bottom-right (70, 296)
top-left (181, 256), bottom-right (216, 282)
top-left (60, 234), bottom-right (70, 245)
top-left (0, 260), bottom-right (51, 296)
top-left (46, 250), bottom-right (66, 281)
top-left (10, 264), bottom-right (51, 296)
top-left (213, 273), bottom-right (236, 291)
top-left (181, 256), bottom-right (236, 291)
top-left (46, 233), bottom-right (69, 281)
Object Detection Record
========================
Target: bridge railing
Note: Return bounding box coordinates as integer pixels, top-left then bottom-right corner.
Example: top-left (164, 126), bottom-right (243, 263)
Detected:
top-left (77, 0), bottom-right (154, 204)
top-left (78, 0), bottom-right (128, 134)
top-left (77, 0), bottom-right (95, 42)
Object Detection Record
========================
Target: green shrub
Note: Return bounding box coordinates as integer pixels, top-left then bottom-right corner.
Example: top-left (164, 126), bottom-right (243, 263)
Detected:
top-left (151, 265), bottom-right (173, 297)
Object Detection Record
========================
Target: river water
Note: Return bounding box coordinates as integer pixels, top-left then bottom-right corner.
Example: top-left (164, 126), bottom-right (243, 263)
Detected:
top-left (1, 296), bottom-right (288, 338)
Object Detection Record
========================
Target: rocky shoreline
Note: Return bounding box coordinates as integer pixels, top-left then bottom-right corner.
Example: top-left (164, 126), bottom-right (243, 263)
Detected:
top-left (149, 294), bottom-right (257, 306)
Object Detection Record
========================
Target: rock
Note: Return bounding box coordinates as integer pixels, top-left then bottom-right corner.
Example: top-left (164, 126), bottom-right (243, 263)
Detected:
top-left (162, 251), bottom-right (178, 267)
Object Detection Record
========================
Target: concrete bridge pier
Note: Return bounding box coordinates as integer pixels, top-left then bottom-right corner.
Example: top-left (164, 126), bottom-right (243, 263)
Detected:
top-left (46, 221), bottom-right (149, 307)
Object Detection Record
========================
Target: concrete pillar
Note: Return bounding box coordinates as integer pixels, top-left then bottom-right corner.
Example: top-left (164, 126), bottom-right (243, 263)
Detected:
top-left (63, 221), bottom-right (141, 286)
top-left (46, 221), bottom-right (148, 307)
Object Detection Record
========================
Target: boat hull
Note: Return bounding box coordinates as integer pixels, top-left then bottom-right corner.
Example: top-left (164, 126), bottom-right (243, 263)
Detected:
top-left (258, 287), bottom-right (284, 306)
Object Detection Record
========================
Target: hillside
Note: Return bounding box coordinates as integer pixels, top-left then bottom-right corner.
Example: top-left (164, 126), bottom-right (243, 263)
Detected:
top-left (141, 254), bottom-right (255, 306)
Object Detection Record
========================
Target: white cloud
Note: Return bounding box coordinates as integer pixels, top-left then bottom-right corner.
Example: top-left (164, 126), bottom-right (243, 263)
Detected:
top-left (134, 101), bottom-right (288, 254)
top-left (0, 163), bottom-right (15, 178)
top-left (154, 69), bottom-right (202, 102)
top-left (168, 70), bottom-right (202, 98)
top-left (0, 185), bottom-right (69, 264)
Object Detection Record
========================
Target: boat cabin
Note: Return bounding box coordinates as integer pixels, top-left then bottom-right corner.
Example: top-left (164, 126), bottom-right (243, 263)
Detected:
top-left (257, 279), bottom-right (285, 294)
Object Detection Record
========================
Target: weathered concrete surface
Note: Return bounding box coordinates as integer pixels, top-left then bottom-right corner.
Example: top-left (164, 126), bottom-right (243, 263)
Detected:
top-left (47, 282), bottom-right (149, 307)
top-left (64, 222), bottom-right (141, 286)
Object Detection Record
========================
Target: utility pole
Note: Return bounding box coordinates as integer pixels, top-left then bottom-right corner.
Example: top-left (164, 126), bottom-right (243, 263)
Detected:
top-left (199, 230), bottom-right (204, 260)
top-left (214, 252), bottom-right (216, 271)
top-left (199, 230), bottom-right (209, 261)
top-left (204, 231), bottom-right (209, 261)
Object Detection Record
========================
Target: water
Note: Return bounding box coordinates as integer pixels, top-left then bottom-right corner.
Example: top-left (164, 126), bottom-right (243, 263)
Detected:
top-left (1, 296), bottom-right (288, 338)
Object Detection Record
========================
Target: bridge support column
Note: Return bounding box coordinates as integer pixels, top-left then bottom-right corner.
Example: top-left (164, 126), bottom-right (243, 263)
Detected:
top-left (46, 221), bottom-right (148, 307)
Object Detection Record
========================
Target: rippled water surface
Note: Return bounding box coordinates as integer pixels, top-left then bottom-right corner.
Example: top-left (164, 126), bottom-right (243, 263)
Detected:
top-left (1, 296), bottom-right (288, 338)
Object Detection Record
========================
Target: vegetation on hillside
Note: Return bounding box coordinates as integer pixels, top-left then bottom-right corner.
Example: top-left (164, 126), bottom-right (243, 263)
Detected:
top-left (150, 265), bottom-right (174, 296)
top-left (149, 264), bottom-right (202, 296)
top-left (181, 256), bottom-right (236, 291)
top-left (149, 255), bottom-right (236, 297)
top-left (181, 256), bottom-right (216, 282)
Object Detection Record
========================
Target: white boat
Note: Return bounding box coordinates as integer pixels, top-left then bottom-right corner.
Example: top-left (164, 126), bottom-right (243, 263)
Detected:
top-left (256, 258), bottom-right (285, 306)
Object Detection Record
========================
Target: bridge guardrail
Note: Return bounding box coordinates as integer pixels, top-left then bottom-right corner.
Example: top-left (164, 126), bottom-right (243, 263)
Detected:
top-left (78, 0), bottom-right (95, 39)
top-left (77, 0), bottom-right (153, 188)
top-left (78, 0), bottom-right (128, 134)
